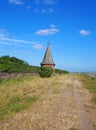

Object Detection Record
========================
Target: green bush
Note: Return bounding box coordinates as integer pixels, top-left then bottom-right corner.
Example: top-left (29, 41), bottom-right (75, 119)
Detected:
top-left (39, 66), bottom-right (53, 78)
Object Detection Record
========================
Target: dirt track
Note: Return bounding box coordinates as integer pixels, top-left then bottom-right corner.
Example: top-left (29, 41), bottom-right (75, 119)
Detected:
top-left (0, 74), bottom-right (95, 130)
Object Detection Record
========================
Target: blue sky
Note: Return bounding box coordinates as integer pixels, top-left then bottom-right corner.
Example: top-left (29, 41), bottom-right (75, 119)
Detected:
top-left (0, 0), bottom-right (96, 72)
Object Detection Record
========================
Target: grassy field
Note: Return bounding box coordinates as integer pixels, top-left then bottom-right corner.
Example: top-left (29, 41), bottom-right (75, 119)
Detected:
top-left (0, 74), bottom-right (96, 121)
top-left (0, 74), bottom-right (63, 120)
top-left (0, 74), bottom-right (96, 130)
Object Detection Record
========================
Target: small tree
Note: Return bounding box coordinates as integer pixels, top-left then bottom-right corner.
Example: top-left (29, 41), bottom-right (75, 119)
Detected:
top-left (39, 66), bottom-right (53, 78)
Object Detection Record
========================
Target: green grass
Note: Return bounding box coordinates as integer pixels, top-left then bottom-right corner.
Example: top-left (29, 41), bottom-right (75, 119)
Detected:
top-left (70, 128), bottom-right (77, 130)
top-left (0, 95), bottom-right (38, 120)
top-left (78, 74), bottom-right (96, 104)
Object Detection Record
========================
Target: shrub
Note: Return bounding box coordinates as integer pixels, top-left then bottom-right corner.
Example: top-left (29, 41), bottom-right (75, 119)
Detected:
top-left (39, 66), bottom-right (53, 78)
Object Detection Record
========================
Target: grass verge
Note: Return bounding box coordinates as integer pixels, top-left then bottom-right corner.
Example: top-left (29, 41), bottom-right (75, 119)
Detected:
top-left (78, 74), bottom-right (96, 104)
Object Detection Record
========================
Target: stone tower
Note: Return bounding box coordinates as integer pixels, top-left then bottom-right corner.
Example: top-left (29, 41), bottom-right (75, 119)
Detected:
top-left (41, 44), bottom-right (55, 70)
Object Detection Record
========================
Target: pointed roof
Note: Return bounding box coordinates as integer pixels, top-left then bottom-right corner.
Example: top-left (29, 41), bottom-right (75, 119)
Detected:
top-left (41, 44), bottom-right (55, 65)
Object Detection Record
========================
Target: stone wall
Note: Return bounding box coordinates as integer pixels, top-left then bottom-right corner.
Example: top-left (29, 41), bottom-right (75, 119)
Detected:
top-left (0, 72), bottom-right (39, 80)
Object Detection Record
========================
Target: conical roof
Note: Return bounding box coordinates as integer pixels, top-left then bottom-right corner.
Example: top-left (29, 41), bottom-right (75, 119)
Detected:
top-left (41, 44), bottom-right (55, 65)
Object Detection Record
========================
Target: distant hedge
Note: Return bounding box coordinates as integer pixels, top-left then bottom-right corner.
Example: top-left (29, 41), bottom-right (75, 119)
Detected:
top-left (55, 69), bottom-right (69, 74)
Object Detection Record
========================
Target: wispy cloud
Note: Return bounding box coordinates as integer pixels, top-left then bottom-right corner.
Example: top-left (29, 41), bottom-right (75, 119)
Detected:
top-left (35, 0), bottom-right (57, 14)
top-left (0, 37), bottom-right (37, 44)
top-left (8, 0), bottom-right (24, 5)
top-left (79, 29), bottom-right (90, 36)
top-left (32, 44), bottom-right (43, 49)
top-left (40, 8), bottom-right (54, 14)
top-left (35, 24), bottom-right (59, 36)
top-left (0, 29), bottom-right (35, 44)
top-left (0, 29), bottom-right (43, 49)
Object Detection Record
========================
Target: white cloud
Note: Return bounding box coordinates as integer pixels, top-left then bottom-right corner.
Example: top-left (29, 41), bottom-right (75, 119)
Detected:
top-left (79, 29), bottom-right (90, 36)
top-left (36, 29), bottom-right (49, 35)
top-left (32, 44), bottom-right (43, 49)
top-left (8, 0), bottom-right (24, 5)
top-left (35, 25), bottom-right (59, 36)
top-left (36, 28), bottom-right (59, 35)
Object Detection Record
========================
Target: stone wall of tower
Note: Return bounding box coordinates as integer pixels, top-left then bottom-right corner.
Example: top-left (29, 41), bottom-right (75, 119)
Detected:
top-left (41, 64), bottom-right (55, 71)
